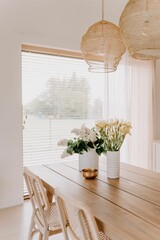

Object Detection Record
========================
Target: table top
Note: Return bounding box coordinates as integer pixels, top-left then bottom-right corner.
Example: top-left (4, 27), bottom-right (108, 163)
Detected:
top-left (27, 159), bottom-right (160, 240)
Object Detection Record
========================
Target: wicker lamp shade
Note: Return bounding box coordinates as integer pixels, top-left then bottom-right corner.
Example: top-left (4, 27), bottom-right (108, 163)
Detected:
top-left (81, 20), bottom-right (126, 73)
top-left (119, 0), bottom-right (160, 60)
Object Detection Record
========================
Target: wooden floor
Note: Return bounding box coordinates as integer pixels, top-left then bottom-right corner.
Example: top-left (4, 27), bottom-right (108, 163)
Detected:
top-left (0, 200), bottom-right (63, 240)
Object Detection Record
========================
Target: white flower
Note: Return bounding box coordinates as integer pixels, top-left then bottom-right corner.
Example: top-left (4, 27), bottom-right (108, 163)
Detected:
top-left (57, 139), bottom-right (68, 146)
top-left (61, 150), bottom-right (70, 158)
top-left (79, 124), bottom-right (91, 141)
top-left (79, 132), bottom-right (88, 141)
top-left (81, 124), bottom-right (90, 134)
top-left (89, 130), bottom-right (97, 142)
top-left (71, 128), bottom-right (80, 135)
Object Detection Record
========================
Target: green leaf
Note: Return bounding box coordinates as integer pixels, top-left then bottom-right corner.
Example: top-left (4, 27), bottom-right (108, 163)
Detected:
top-left (67, 148), bottom-right (73, 155)
top-left (88, 141), bottom-right (94, 148)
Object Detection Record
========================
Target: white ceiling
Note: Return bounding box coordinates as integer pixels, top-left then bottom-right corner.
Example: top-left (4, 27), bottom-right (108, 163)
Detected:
top-left (0, 0), bottom-right (128, 50)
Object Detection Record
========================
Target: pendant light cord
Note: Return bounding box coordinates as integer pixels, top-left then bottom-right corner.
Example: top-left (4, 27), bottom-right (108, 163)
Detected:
top-left (102, 0), bottom-right (104, 21)
top-left (101, 0), bottom-right (105, 38)
top-left (146, 0), bottom-right (148, 12)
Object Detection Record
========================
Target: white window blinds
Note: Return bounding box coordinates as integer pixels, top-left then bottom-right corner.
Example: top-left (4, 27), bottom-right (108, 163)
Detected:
top-left (22, 51), bottom-right (105, 168)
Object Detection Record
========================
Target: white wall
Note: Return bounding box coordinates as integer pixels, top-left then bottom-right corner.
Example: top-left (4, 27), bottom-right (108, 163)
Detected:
top-left (0, 30), bottom-right (23, 208)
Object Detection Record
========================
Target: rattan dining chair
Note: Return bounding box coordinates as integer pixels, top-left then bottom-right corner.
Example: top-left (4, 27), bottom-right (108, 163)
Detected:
top-left (55, 188), bottom-right (111, 240)
top-left (24, 167), bottom-right (62, 240)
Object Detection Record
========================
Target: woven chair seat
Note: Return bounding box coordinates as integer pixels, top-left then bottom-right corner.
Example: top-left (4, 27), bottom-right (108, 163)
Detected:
top-left (36, 202), bottom-right (61, 231)
top-left (45, 203), bottom-right (61, 231)
top-left (99, 231), bottom-right (111, 240)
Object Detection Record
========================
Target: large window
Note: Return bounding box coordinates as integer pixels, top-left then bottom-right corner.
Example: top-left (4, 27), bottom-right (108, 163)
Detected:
top-left (22, 49), bottom-right (106, 166)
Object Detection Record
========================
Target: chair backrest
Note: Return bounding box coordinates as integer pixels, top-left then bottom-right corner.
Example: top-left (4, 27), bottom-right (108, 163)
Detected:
top-left (55, 188), bottom-right (101, 240)
top-left (24, 167), bottom-right (50, 227)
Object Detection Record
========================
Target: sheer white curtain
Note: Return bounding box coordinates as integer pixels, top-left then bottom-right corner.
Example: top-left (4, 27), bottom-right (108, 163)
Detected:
top-left (106, 54), bottom-right (155, 169)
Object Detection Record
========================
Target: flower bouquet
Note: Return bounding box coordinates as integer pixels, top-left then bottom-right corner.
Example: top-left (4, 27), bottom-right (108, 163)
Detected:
top-left (57, 124), bottom-right (104, 158)
top-left (95, 118), bottom-right (132, 152)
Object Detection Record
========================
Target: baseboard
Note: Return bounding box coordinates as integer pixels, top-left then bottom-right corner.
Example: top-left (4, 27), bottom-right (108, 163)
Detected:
top-left (0, 197), bottom-right (23, 209)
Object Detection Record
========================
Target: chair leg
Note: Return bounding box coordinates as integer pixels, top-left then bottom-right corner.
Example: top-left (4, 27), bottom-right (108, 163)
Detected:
top-left (38, 232), bottom-right (43, 240)
top-left (27, 212), bottom-right (35, 240)
top-left (42, 231), bottom-right (49, 240)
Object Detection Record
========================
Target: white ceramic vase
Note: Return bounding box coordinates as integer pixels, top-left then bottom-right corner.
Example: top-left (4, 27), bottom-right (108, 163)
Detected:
top-left (79, 149), bottom-right (99, 171)
top-left (106, 150), bottom-right (120, 179)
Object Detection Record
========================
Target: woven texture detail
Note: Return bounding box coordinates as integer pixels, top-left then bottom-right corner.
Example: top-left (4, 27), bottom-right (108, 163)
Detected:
top-left (120, 0), bottom-right (160, 60)
top-left (80, 209), bottom-right (94, 239)
top-left (99, 231), bottom-right (111, 240)
top-left (36, 202), bottom-right (61, 231)
top-left (81, 20), bottom-right (126, 73)
top-left (80, 211), bottom-right (111, 240)
top-left (35, 180), bottom-right (48, 210)
top-left (79, 210), bottom-right (111, 240)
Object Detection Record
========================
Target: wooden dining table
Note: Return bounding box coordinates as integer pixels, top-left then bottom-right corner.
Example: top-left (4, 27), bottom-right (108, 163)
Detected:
top-left (27, 158), bottom-right (160, 240)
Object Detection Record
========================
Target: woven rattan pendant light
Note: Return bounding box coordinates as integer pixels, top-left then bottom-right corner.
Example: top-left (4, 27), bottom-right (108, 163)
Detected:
top-left (81, 0), bottom-right (126, 73)
top-left (120, 0), bottom-right (160, 60)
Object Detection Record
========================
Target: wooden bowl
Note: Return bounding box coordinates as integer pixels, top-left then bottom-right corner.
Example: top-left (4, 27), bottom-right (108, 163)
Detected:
top-left (82, 168), bottom-right (98, 179)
